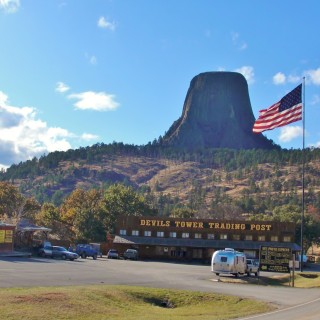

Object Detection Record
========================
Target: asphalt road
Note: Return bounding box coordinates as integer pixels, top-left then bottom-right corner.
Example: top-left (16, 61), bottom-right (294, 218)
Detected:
top-left (0, 257), bottom-right (320, 319)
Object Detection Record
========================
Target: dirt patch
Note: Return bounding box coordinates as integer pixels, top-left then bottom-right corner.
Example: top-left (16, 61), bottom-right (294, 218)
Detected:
top-left (12, 292), bottom-right (68, 304)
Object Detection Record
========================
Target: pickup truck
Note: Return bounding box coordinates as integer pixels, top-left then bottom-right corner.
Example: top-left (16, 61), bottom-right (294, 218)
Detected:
top-left (246, 258), bottom-right (259, 276)
top-left (75, 244), bottom-right (98, 259)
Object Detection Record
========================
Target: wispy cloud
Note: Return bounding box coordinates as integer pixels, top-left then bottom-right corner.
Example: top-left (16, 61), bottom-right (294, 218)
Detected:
top-left (304, 68), bottom-right (320, 85)
top-left (231, 32), bottom-right (247, 51)
top-left (0, 0), bottom-right (20, 13)
top-left (234, 66), bottom-right (254, 84)
top-left (97, 16), bottom-right (115, 31)
top-left (55, 82), bottom-right (70, 93)
top-left (311, 94), bottom-right (320, 106)
top-left (85, 53), bottom-right (97, 65)
top-left (68, 91), bottom-right (119, 111)
top-left (89, 55), bottom-right (97, 65)
top-left (81, 133), bottom-right (99, 141)
top-left (278, 126), bottom-right (303, 143)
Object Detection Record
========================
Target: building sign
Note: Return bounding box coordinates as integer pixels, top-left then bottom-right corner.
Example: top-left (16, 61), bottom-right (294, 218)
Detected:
top-left (0, 230), bottom-right (13, 243)
top-left (139, 219), bottom-right (272, 232)
top-left (259, 246), bottom-right (291, 273)
top-left (5, 230), bottom-right (13, 243)
top-left (0, 230), bottom-right (5, 243)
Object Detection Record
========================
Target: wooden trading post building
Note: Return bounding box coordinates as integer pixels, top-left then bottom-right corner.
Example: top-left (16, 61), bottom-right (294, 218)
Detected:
top-left (113, 216), bottom-right (300, 262)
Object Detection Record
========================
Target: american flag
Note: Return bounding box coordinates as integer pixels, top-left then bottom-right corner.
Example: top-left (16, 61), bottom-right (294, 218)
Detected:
top-left (253, 84), bottom-right (302, 133)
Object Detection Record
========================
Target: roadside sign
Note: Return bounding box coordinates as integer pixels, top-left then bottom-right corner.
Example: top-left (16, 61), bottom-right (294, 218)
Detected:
top-left (289, 260), bottom-right (300, 268)
top-left (259, 246), bottom-right (291, 273)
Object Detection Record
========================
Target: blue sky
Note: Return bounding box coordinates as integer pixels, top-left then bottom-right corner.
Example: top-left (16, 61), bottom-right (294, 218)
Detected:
top-left (0, 0), bottom-right (319, 169)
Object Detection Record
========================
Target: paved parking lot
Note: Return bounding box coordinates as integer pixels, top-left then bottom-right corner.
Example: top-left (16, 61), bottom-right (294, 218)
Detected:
top-left (1, 256), bottom-right (320, 319)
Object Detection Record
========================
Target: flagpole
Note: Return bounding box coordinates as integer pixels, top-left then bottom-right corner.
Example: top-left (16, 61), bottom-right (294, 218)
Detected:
top-left (300, 77), bottom-right (305, 272)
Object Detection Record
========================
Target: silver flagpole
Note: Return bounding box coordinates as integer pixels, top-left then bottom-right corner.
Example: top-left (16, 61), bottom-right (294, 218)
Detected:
top-left (300, 77), bottom-right (305, 272)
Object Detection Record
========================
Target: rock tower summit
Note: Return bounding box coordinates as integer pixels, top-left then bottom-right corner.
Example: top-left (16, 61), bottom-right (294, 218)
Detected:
top-left (163, 71), bottom-right (276, 149)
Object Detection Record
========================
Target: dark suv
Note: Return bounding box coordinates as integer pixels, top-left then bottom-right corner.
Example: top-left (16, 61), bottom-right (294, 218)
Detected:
top-left (123, 249), bottom-right (138, 260)
top-left (75, 244), bottom-right (98, 259)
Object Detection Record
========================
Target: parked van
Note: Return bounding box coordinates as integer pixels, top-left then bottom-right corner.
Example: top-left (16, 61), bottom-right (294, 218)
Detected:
top-left (211, 248), bottom-right (247, 277)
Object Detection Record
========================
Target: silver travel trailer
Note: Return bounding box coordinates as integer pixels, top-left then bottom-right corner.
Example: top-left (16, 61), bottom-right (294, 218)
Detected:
top-left (211, 248), bottom-right (247, 277)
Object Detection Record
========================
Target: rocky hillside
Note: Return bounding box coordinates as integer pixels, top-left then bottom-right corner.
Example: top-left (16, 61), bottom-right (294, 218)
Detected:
top-left (5, 147), bottom-right (320, 217)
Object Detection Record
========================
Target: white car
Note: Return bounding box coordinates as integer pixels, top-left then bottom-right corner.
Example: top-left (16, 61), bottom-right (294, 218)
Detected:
top-left (246, 258), bottom-right (259, 276)
top-left (107, 249), bottom-right (119, 259)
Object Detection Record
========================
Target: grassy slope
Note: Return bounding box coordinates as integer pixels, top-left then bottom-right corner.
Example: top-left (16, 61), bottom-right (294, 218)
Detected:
top-left (0, 285), bottom-right (273, 320)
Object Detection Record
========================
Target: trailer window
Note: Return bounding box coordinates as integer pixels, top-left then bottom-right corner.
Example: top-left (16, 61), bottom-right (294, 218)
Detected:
top-left (220, 256), bottom-right (227, 263)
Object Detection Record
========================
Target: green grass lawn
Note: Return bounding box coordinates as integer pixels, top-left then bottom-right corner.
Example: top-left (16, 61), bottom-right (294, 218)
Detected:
top-left (216, 271), bottom-right (320, 288)
top-left (263, 272), bottom-right (320, 287)
top-left (0, 285), bottom-right (273, 320)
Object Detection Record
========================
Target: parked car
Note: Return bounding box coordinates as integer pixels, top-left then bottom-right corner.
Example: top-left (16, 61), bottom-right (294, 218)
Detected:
top-left (38, 245), bottom-right (53, 258)
top-left (123, 249), bottom-right (138, 260)
top-left (75, 244), bottom-right (98, 259)
top-left (51, 246), bottom-right (79, 260)
top-left (90, 243), bottom-right (103, 258)
top-left (107, 249), bottom-right (119, 259)
top-left (246, 258), bottom-right (259, 276)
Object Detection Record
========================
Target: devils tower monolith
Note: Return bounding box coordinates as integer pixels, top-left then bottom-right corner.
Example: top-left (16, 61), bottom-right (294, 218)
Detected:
top-left (162, 71), bottom-right (277, 150)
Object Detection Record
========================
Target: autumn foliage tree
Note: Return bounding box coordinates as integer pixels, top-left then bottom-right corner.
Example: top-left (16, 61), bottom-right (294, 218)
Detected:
top-left (60, 188), bottom-right (107, 242)
top-left (101, 184), bottom-right (154, 233)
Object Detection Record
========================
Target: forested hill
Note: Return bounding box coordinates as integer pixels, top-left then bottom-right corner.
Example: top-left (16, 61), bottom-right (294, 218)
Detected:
top-left (1, 142), bottom-right (320, 219)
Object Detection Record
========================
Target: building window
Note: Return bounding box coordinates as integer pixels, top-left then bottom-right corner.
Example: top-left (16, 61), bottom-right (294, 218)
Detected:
top-left (144, 230), bottom-right (151, 237)
top-left (208, 233), bottom-right (215, 240)
top-left (258, 235), bottom-right (265, 241)
top-left (271, 235), bottom-right (279, 242)
top-left (232, 234), bottom-right (240, 240)
top-left (245, 235), bottom-right (253, 241)
top-left (120, 229), bottom-right (127, 236)
top-left (132, 230), bottom-right (139, 236)
top-left (169, 232), bottom-right (176, 238)
top-left (194, 233), bottom-right (202, 239)
top-left (283, 236), bottom-right (291, 242)
top-left (182, 232), bottom-right (189, 238)
top-left (220, 234), bottom-right (228, 240)
top-left (157, 231), bottom-right (164, 238)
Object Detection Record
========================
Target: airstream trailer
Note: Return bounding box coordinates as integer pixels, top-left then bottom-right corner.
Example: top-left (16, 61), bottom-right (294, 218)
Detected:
top-left (211, 248), bottom-right (247, 277)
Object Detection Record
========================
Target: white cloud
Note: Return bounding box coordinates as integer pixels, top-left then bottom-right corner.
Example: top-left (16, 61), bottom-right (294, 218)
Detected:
top-left (0, 95), bottom-right (72, 167)
top-left (97, 16), bottom-right (115, 31)
top-left (273, 72), bottom-right (286, 85)
top-left (0, 91), bottom-right (9, 104)
top-left (68, 91), bottom-right (119, 111)
top-left (304, 68), bottom-right (320, 85)
top-left (234, 66), bottom-right (254, 84)
top-left (0, 0), bottom-right (20, 13)
top-left (278, 126), bottom-right (303, 143)
top-left (0, 91), bottom-right (99, 168)
top-left (55, 81), bottom-right (70, 93)
top-left (81, 133), bottom-right (99, 141)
